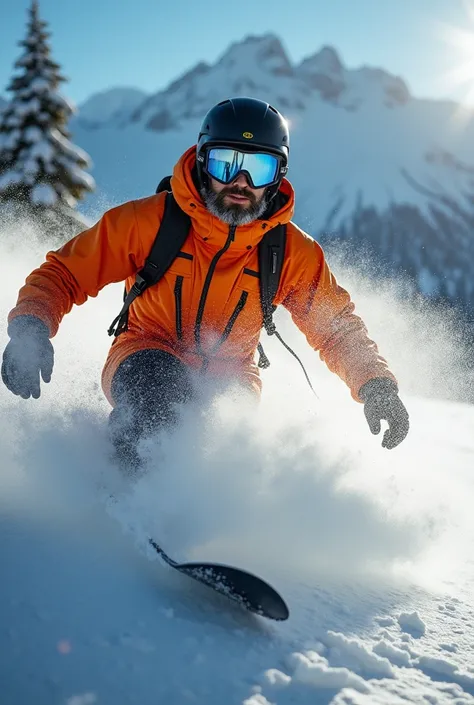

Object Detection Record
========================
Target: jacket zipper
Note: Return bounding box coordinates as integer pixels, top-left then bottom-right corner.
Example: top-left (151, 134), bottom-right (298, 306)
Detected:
top-left (174, 275), bottom-right (184, 340)
top-left (211, 291), bottom-right (248, 352)
top-left (200, 291), bottom-right (249, 374)
top-left (194, 225), bottom-right (236, 353)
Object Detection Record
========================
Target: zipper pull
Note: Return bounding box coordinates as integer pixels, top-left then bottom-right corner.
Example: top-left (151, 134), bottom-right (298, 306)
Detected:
top-left (229, 225), bottom-right (236, 242)
top-left (271, 247), bottom-right (278, 274)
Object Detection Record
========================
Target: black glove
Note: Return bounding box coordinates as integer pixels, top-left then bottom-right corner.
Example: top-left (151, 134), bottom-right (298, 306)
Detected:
top-left (2, 315), bottom-right (54, 399)
top-left (359, 377), bottom-right (409, 450)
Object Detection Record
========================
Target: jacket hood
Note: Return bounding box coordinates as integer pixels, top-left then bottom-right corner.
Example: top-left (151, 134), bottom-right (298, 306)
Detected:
top-left (170, 145), bottom-right (295, 251)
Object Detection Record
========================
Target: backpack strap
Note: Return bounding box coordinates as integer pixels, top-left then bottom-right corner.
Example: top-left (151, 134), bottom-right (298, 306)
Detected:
top-left (108, 190), bottom-right (191, 337)
top-left (258, 224), bottom-right (286, 335)
top-left (156, 175), bottom-right (172, 194)
top-left (257, 223), bottom-right (317, 396)
top-left (256, 224), bottom-right (286, 368)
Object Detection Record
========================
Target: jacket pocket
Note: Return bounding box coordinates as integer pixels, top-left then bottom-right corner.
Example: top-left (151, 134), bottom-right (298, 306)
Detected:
top-left (174, 275), bottom-right (184, 340)
top-left (216, 290), bottom-right (249, 349)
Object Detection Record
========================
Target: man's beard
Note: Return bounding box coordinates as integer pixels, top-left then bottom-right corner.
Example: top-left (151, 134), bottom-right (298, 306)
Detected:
top-left (201, 184), bottom-right (269, 226)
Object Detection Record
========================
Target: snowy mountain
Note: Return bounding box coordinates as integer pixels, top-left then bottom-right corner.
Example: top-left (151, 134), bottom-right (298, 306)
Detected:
top-left (108, 36), bottom-right (410, 131)
top-left (70, 33), bottom-right (474, 312)
top-left (76, 87), bottom-right (149, 129)
top-left (2, 225), bottom-right (474, 705)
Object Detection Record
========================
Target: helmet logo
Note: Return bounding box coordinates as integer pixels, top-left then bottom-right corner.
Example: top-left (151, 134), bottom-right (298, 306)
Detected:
top-left (242, 132), bottom-right (253, 139)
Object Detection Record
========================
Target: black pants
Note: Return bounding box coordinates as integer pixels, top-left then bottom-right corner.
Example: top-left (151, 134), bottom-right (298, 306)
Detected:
top-left (108, 349), bottom-right (194, 470)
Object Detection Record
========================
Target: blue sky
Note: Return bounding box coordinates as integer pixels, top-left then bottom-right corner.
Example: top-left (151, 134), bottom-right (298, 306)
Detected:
top-left (1, 0), bottom-right (474, 106)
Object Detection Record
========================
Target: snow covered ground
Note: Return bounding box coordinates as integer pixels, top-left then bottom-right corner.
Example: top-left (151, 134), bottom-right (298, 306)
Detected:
top-left (1, 220), bottom-right (474, 705)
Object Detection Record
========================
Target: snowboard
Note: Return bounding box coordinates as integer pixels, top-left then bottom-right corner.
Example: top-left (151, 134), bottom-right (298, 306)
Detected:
top-left (149, 538), bottom-right (289, 621)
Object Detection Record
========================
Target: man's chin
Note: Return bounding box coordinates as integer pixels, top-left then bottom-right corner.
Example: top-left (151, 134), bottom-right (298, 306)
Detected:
top-left (201, 184), bottom-right (267, 225)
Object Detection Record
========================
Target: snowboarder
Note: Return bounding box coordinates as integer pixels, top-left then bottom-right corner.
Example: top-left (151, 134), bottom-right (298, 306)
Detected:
top-left (2, 96), bottom-right (409, 469)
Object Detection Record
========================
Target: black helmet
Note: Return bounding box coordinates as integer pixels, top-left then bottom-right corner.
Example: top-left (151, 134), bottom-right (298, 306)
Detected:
top-left (196, 97), bottom-right (289, 190)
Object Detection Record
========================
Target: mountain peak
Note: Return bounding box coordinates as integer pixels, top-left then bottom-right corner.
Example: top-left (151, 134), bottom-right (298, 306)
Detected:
top-left (299, 46), bottom-right (343, 77)
top-left (79, 33), bottom-right (413, 134)
top-left (296, 46), bottom-right (345, 101)
top-left (218, 34), bottom-right (293, 77)
top-left (296, 46), bottom-right (410, 108)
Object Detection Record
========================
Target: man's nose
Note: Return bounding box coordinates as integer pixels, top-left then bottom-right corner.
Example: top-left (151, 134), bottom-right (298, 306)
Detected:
top-left (231, 172), bottom-right (251, 188)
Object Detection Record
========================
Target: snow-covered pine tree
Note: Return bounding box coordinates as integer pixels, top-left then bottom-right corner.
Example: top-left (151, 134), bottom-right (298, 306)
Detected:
top-left (0, 0), bottom-right (95, 234)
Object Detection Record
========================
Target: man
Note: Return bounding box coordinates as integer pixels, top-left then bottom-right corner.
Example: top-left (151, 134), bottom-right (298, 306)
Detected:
top-left (2, 97), bottom-right (409, 469)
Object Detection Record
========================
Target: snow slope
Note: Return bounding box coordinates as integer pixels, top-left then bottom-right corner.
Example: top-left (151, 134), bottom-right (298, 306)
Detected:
top-left (1, 220), bottom-right (474, 705)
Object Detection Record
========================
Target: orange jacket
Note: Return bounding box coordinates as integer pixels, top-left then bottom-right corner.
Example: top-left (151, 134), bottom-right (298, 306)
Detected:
top-left (8, 145), bottom-right (396, 405)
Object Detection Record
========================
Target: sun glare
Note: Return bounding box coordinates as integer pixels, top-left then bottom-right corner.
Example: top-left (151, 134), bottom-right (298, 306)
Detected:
top-left (438, 0), bottom-right (474, 107)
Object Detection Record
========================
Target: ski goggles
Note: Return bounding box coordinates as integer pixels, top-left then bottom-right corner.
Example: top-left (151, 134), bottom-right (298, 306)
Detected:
top-left (202, 147), bottom-right (287, 188)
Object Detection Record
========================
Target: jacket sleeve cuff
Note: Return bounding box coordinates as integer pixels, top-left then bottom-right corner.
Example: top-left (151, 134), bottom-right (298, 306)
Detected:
top-left (7, 315), bottom-right (50, 339)
top-left (358, 377), bottom-right (399, 402)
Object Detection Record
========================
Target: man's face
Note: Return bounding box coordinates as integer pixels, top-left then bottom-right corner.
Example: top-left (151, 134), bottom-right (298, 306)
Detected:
top-left (211, 173), bottom-right (266, 207)
top-left (201, 172), bottom-right (269, 226)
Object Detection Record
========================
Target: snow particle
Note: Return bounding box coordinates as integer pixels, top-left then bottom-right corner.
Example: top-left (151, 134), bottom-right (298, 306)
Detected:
top-left (372, 639), bottom-right (412, 667)
top-left (66, 694), bottom-right (97, 705)
top-left (262, 668), bottom-right (291, 687)
top-left (397, 611), bottom-right (426, 637)
top-left (374, 616), bottom-right (397, 628)
top-left (57, 639), bottom-right (72, 655)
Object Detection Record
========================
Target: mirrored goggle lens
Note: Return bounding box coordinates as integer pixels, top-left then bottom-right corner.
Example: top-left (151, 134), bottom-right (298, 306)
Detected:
top-left (206, 148), bottom-right (280, 188)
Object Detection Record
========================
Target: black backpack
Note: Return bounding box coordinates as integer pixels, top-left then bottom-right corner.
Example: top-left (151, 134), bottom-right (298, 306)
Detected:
top-left (108, 177), bottom-right (315, 391)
